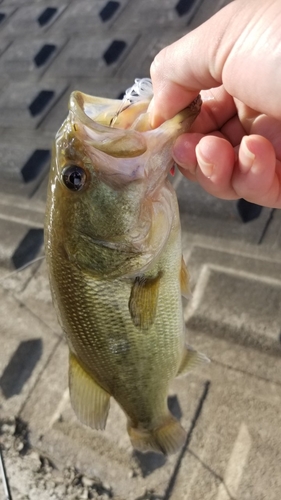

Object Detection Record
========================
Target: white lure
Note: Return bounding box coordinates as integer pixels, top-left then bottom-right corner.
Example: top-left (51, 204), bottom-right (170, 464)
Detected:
top-left (123, 78), bottom-right (154, 104)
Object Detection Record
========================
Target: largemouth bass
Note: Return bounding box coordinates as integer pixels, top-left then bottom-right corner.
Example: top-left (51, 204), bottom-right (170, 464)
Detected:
top-left (44, 79), bottom-right (205, 455)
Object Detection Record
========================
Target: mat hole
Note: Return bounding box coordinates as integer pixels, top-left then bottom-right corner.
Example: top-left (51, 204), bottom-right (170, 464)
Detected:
top-left (21, 149), bottom-right (50, 183)
top-left (12, 228), bottom-right (44, 269)
top-left (175, 0), bottom-right (197, 17)
top-left (117, 90), bottom-right (125, 99)
top-left (37, 7), bottom-right (57, 26)
top-left (237, 199), bottom-right (263, 223)
top-left (103, 40), bottom-right (126, 65)
top-left (28, 90), bottom-right (54, 117)
top-left (99, 1), bottom-right (120, 22)
top-left (0, 340), bottom-right (43, 398)
top-left (168, 394), bottom-right (182, 419)
top-left (34, 44), bottom-right (56, 67)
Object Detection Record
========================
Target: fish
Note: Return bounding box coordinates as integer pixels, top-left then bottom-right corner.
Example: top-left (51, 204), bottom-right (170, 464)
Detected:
top-left (44, 78), bottom-right (206, 455)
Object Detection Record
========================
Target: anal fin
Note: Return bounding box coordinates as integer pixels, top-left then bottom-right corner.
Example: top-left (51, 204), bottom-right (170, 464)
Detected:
top-left (177, 345), bottom-right (210, 376)
top-left (69, 352), bottom-right (110, 430)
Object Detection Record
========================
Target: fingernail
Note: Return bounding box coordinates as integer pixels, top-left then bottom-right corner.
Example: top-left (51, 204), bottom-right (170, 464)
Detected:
top-left (147, 98), bottom-right (156, 128)
top-left (148, 98), bottom-right (163, 128)
top-left (147, 97), bottom-right (154, 113)
top-left (196, 146), bottom-right (214, 178)
top-left (240, 136), bottom-right (255, 173)
top-left (149, 112), bottom-right (161, 129)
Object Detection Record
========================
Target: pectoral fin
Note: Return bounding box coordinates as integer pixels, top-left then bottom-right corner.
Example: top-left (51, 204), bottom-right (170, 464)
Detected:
top-left (180, 256), bottom-right (190, 298)
top-left (69, 353), bottom-right (110, 430)
top-left (177, 345), bottom-right (210, 376)
top-left (129, 272), bottom-right (162, 330)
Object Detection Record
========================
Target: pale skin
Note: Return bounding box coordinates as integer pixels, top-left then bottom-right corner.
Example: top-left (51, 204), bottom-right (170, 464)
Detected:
top-left (149, 0), bottom-right (281, 208)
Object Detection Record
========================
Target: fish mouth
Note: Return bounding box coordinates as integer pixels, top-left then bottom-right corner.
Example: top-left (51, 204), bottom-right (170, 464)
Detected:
top-left (67, 90), bottom-right (202, 159)
top-left (69, 91), bottom-right (151, 130)
top-left (68, 91), bottom-right (148, 158)
top-left (70, 90), bottom-right (202, 130)
top-left (70, 91), bottom-right (122, 128)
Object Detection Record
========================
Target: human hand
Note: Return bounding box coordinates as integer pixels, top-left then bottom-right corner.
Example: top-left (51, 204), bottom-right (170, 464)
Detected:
top-left (150, 0), bottom-right (281, 208)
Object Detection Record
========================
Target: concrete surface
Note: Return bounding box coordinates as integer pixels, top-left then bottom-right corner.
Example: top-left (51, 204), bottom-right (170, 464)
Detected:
top-left (0, 1), bottom-right (281, 499)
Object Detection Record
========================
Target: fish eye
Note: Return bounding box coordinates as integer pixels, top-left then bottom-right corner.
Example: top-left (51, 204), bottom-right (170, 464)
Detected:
top-left (62, 165), bottom-right (87, 191)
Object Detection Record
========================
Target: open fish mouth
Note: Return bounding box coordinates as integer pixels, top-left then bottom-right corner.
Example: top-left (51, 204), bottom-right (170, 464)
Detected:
top-left (68, 91), bottom-right (148, 159)
top-left (66, 80), bottom-right (201, 162)
top-left (70, 78), bottom-right (154, 130)
top-left (69, 80), bottom-right (202, 132)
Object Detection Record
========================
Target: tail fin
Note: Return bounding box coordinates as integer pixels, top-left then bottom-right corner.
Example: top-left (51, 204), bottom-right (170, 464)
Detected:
top-left (128, 415), bottom-right (186, 455)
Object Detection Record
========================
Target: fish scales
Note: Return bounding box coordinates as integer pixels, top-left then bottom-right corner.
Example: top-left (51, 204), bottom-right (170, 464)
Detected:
top-left (45, 78), bottom-right (206, 455)
top-left (48, 200), bottom-right (182, 420)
